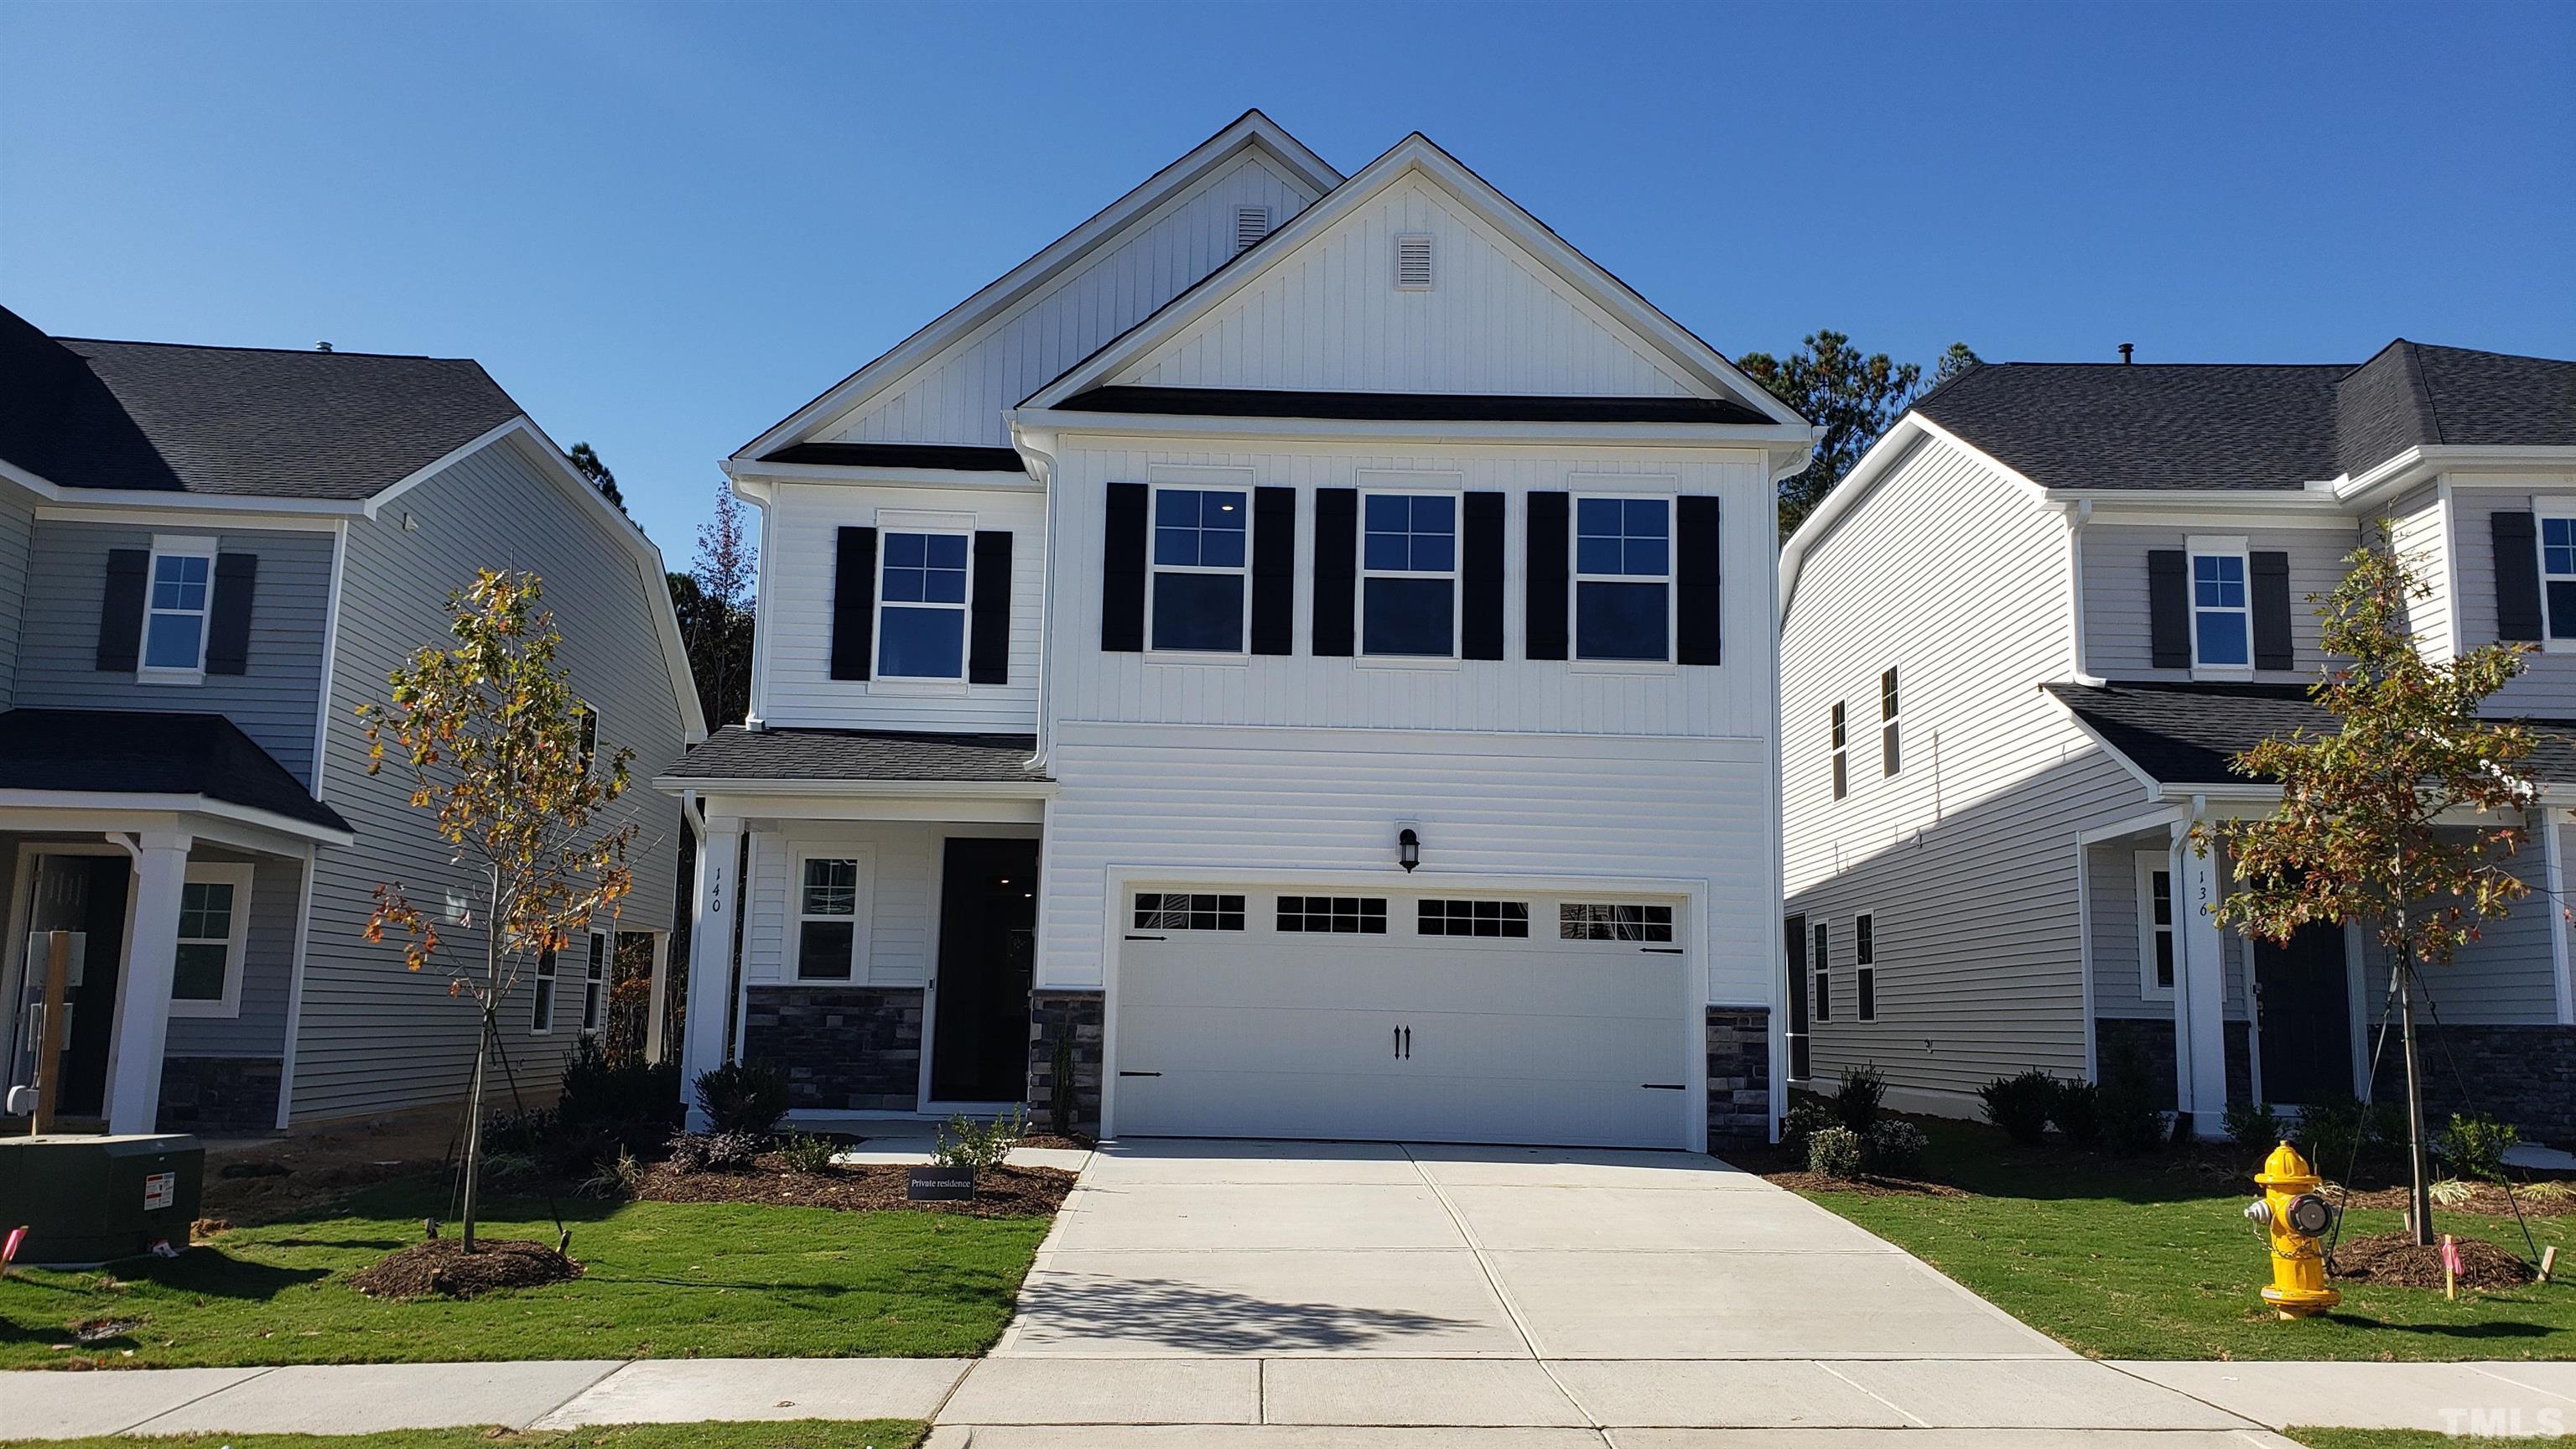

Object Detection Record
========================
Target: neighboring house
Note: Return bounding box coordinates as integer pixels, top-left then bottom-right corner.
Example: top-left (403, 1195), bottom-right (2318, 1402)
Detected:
top-left (663, 112), bottom-right (1812, 1150)
top-left (0, 306), bottom-right (704, 1135)
top-left (1779, 340), bottom-right (2576, 1140)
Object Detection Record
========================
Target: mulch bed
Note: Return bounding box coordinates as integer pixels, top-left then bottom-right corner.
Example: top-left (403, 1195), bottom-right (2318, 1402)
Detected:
top-left (2334, 1182), bottom-right (2576, 1217)
top-left (2330, 1231), bottom-right (2535, 1290)
top-left (636, 1158), bottom-right (1076, 1218)
top-left (1762, 1169), bottom-right (1971, 1197)
top-left (349, 1237), bottom-right (584, 1299)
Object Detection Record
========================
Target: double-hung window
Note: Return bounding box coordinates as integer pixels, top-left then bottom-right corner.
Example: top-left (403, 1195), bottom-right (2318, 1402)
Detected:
top-left (169, 863), bottom-right (253, 1018)
top-left (1879, 669), bottom-right (1902, 777)
top-left (1855, 913), bottom-right (1877, 1021)
top-left (2136, 850), bottom-right (2176, 1000)
top-left (2189, 540), bottom-right (2251, 671)
top-left (1361, 491), bottom-right (1457, 657)
top-left (1150, 487), bottom-right (1249, 652)
top-left (580, 932), bottom-right (609, 1034)
top-left (878, 531), bottom-right (970, 679)
top-left (1574, 496), bottom-right (1671, 661)
top-left (796, 856), bottom-right (865, 981)
top-left (2541, 512), bottom-right (2576, 642)
top-left (1811, 922), bottom-right (1831, 1022)
top-left (532, 947), bottom-right (558, 1033)
top-left (1830, 702), bottom-right (1849, 799)
top-left (142, 537), bottom-right (217, 676)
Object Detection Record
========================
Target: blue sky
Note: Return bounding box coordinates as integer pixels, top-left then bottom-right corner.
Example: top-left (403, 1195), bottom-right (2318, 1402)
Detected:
top-left (4, 2), bottom-right (2570, 562)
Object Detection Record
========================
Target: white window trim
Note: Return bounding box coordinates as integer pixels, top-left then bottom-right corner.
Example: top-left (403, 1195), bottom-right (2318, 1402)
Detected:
top-left (2135, 849), bottom-right (2177, 1002)
top-left (2186, 535), bottom-right (2252, 680)
top-left (1571, 491), bottom-right (1678, 667)
top-left (874, 526), bottom-right (975, 684)
top-left (579, 929), bottom-right (610, 1035)
top-left (168, 860), bottom-right (253, 1020)
top-left (2534, 501), bottom-right (2576, 652)
top-left (1359, 486), bottom-right (1463, 661)
top-left (1830, 701), bottom-right (1849, 800)
top-left (1879, 667), bottom-right (1903, 778)
top-left (532, 945), bottom-right (558, 1035)
top-left (1855, 911), bottom-right (1877, 1022)
top-left (138, 533), bottom-right (219, 684)
top-left (1810, 922), bottom-right (1831, 1022)
top-left (1144, 478), bottom-right (1254, 659)
top-left (788, 847), bottom-right (876, 985)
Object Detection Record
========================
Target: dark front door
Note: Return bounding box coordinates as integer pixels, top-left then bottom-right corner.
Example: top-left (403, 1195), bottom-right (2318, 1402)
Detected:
top-left (2254, 922), bottom-right (2354, 1104)
top-left (1784, 914), bottom-right (1810, 1083)
top-left (931, 838), bottom-right (1039, 1103)
top-left (56, 855), bottom-right (132, 1118)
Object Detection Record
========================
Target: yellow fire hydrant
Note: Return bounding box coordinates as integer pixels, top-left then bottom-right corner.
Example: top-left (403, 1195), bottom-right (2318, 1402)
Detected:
top-left (2245, 1140), bottom-right (2340, 1318)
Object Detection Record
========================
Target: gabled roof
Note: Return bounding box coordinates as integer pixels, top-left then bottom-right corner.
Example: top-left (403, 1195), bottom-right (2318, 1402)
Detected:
top-left (2045, 681), bottom-right (2576, 788)
top-left (2336, 340), bottom-right (2576, 475)
top-left (1055, 386), bottom-right (1774, 425)
top-left (0, 708), bottom-right (353, 836)
top-left (1019, 132), bottom-right (1805, 430)
top-left (0, 306), bottom-right (522, 500)
top-left (662, 725), bottom-right (1048, 786)
top-left (734, 110), bottom-right (1344, 465)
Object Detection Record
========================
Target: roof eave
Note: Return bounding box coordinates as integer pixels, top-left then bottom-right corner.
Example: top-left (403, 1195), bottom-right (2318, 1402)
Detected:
top-left (651, 774), bottom-right (1055, 797)
top-left (1009, 405), bottom-right (1813, 451)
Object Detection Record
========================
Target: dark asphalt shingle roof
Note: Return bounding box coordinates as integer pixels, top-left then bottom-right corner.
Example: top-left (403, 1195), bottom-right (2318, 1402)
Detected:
top-left (667, 725), bottom-right (1048, 784)
top-left (1914, 341), bottom-right (2575, 493)
top-left (0, 305), bottom-right (523, 499)
top-left (2044, 682), bottom-right (2576, 787)
top-left (0, 708), bottom-right (351, 834)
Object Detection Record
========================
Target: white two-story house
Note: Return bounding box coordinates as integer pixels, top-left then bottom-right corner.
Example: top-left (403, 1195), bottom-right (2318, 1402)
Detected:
top-left (1780, 342), bottom-right (2576, 1141)
top-left (663, 112), bottom-right (1813, 1150)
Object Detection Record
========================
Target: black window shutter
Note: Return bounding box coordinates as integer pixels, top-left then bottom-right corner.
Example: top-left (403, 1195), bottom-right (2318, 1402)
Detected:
top-left (205, 552), bottom-right (258, 676)
top-left (969, 531), bottom-right (1011, 685)
top-left (1676, 496), bottom-right (1723, 665)
top-left (2495, 511), bottom-right (2543, 642)
top-left (1250, 486), bottom-right (1296, 655)
top-left (2250, 550), bottom-right (2293, 670)
top-left (1525, 491), bottom-right (1570, 660)
top-left (1311, 488), bottom-right (1357, 657)
top-left (1462, 491), bottom-right (1505, 661)
top-left (96, 548), bottom-right (148, 672)
top-left (829, 526), bottom-right (876, 681)
top-left (1100, 482), bottom-right (1147, 652)
top-left (2148, 549), bottom-right (2190, 668)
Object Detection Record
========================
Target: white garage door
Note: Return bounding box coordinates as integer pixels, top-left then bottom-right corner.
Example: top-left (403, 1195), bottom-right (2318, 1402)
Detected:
top-left (1111, 886), bottom-right (1694, 1149)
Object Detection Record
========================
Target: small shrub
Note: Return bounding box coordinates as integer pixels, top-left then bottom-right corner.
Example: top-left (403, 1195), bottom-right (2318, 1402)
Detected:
top-left (2439, 1112), bottom-right (2519, 1184)
top-left (693, 1061), bottom-right (790, 1136)
top-left (934, 1106), bottom-right (1026, 1171)
top-left (1978, 1070), bottom-right (2054, 1146)
top-left (2296, 1093), bottom-right (2371, 1179)
top-left (1830, 1066), bottom-right (1887, 1134)
top-left (560, 1036), bottom-right (683, 1130)
top-left (2429, 1176), bottom-right (2477, 1207)
top-left (776, 1131), bottom-right (840, 1176)
top-left (665, 1130), bottom-right (763, 1173)
top-left (1808, 1125), bottom-right (1865, 1178)
top-left (2096, 1045), bottom-right (2163, 1156)
top-left (2525, 1180), bottom-right (2576, 1208)
top-left (1862, 1119), bottom-right (1928, 1175)
top-left (2049, 1078), bottom-right (2104, 1150)
top-left (480, 1150), bottom-right (539, 1182)
top-left (481, 1106), bottom-right (559, 1156)
top-left (579, 1148), bottom-right (644, 1200)
top-left (1779, 1100), bottom-right (1837, 1160)
top-left (2223, 1100), bottom-right (2282, 1152)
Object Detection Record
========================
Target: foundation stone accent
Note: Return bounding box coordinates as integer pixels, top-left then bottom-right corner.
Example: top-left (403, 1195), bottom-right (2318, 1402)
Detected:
top-left (1026, 988), bottom-right (1104, 1135)
top-left (157, 1057), bottom-right (283, 1135)
top-left (1705, 1006), bottom-right (1771, 1151)
top-left (742, 985), bottom-right (922, 1111)
top-left (2367, 1022), bottom-right (2576, 1145)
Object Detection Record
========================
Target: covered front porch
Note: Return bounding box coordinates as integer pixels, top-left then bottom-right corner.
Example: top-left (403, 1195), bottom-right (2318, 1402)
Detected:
top-left (660, 727), bottom-right (1061, 1130)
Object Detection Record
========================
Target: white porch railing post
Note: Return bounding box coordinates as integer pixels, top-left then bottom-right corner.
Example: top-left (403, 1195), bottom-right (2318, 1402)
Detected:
top-left (106, 831), bottom-right (192, 1135)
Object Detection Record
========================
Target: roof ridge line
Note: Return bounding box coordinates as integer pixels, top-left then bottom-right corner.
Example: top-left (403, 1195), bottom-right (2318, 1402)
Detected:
top-left (55, 335), bottom-right (455, 361)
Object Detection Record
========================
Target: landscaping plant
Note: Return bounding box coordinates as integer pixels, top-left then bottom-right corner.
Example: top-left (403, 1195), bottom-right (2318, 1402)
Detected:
top-left (2202, 529), bottom-right (2534, 1245)
top-left (1862, 1119), bottom-right (1928, 1175)
top-left (934, 1106), bottom-right (1026, 1171)
top-left (2438, 1112), bottom-right (2518, 1183)
top-left (1979, 1069), bottom-right (2054, 1146)
top-left (665, 1130), bottom-right (765, 1172)
top-left (2225, 1099), bottom-right (2283, 1151)
top-left (1807, 1125), bottom-right (1865, 1178)
top-left (2096, 1045), bottom-right (2165, 1156)
top-left (2298, 1094), bottom-right (2373, 1181)
top-left (358, 569), bottom-right (640, 1252)
top-left (777, 1131), bottom-right (840, 1176)
top-left (694, 1060), bottom-right (791, 1135)
top-left (1831, 1065), bottom-right (1887, 1132)
top-left (2048, 1078), bottom-right (2104, 1149)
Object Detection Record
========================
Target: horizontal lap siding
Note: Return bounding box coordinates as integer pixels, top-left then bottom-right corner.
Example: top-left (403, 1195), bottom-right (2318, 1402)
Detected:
top-left (1047, 444), bottom-right (1773, 740)
top-left (1783, 436), bottom-right (2150, 1099)
top-left (743, 820), bottom-right (992, 989)
top-left (15, 520), bottom-right (332, 783)
top-left (2083, 522), bottom-right (2359, 683)
top-left (0, 481), bottom-right (34, 707)
top-left (757, 481), bottom-right (1043, 732)
top-left (2451, 475), bottom-right (2576, 715)
top-left (2386, 484), bottom-right (2454, 663)
top-left (165, 849), bottom-right (302, 1059)
top-left (820, 153), bottom-right (1323, 448)
top-left (293, 439), bottom-right (687, 1124)
top-left (1039, 739), bottom-right (1774, 1006)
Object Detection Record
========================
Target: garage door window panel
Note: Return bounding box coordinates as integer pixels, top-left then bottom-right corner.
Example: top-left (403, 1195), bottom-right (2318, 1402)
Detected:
top-left (1419, 898), bottom-right (1530, 938)
top-left (1279, 896), bottom-right (1387, 934)
top-left (1135, 892), bottom-right (1245, 931)
top-left (1560, 902), bottom-right (1674, 943)
top-left (1150, 487), bottom-right (1249, 652)
top-left (1362, 491), bottom-right (1458, 657)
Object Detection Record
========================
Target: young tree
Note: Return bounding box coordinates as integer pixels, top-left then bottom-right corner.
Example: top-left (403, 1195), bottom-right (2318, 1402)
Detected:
top-left (1738, 331), bottom-right (1975, 539)
top-left (671, 481), bottom-right (757, 725)
top-left (568, 442), bottom-right (625, 513)
top-left (2203, 532), bottom-right (2532, 1244)
top-left (359, 570), bottom-right (640, 1250)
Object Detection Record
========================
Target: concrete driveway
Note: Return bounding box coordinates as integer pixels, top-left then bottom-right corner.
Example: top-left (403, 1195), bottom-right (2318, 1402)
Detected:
top-left (928, 1139), bottom-right (2294, 1446)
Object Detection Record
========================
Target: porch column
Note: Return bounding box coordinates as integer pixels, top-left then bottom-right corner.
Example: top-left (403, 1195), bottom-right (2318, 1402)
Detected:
top-left (2173, 827), bottom-right (2230, 1135)
top-left (680, 816), bottom-right (743, 1130)
top-left (106, 832), bottom-right (190, 1135)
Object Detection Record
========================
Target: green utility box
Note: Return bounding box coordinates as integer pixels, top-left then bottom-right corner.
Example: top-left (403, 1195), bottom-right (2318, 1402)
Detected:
top-left (0, 1133), bottom-right (204, 1266)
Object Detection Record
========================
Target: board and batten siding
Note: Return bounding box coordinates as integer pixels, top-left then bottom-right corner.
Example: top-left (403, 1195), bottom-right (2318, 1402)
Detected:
top-left (293, 434), bottom-right (688, 1124)
top-left (14, 519), bottom-right (333, 784)
top-left (1037, 730), bottom-right (1773, 1009)
top-left (818, 150), bottom-right (1325, 449)
top-left (1783, 434), bottom-right (2149, 1104)
top-left (1117, 174), bottom-right (1702, 399)
top-left (754, 480), bottom-right (1044, 732)
top-left (2081, 522), bottom-right (2359, 683)
top-left (1042, 441), bottom-right (1774, 740)
top-left (0, 480), bottom-right (36, 709)
top-left (164, 848), bottom-right (303, 1059)
top-left (2449, 474), bottom-right (2576, 716)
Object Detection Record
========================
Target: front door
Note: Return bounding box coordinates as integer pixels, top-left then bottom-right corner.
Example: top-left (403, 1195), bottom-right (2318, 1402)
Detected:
top-left (1784, 915), bottom-right (1810, 1083)
top-left (2254, 922), bottom-right (2353, 1104)
top-left (930, 838), bottom-right (1038, 1104)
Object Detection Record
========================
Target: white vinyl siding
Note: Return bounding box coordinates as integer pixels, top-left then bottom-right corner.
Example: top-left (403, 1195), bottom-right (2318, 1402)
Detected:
top-left (2451, 475), bottom-right (2576, 715)
top-left (742, 820), bottom-right (1039, 991)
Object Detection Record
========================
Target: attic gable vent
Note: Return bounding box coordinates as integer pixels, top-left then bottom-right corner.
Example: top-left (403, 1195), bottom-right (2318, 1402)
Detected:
top-left (1234, 205), bottom-right (1270, 252)
top-left (1394, 233), bottom-right (1435, 291)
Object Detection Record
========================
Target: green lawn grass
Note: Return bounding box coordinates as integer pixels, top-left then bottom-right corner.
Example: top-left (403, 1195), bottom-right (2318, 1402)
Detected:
top-left (1784, 1115), bottom-right (2576, 1360)
top-left (0, 1422), bottom-right (925, 1449)
top-left (2288, 1432), bottom-right (2542, 1448)
top-left (0, 1176), bottom-right (1051, 1369)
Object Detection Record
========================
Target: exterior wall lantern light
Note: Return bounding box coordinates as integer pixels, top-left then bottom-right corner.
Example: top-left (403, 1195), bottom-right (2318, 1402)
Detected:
top-left (1398, 826), bottom-right (1420, 873)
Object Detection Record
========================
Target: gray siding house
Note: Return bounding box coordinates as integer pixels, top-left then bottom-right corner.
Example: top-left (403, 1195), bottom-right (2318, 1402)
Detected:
top-left (1780, 341), bottom-right (2576, 1142)
top-left (0, 305), bottom-right (704, 1135)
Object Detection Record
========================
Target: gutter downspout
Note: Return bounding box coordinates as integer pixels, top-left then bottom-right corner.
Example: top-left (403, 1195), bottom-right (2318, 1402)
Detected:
top-left (2065, 498), bottom-right (2103, 685)
top-left (1012, 421), bottom-right (1060, 772)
